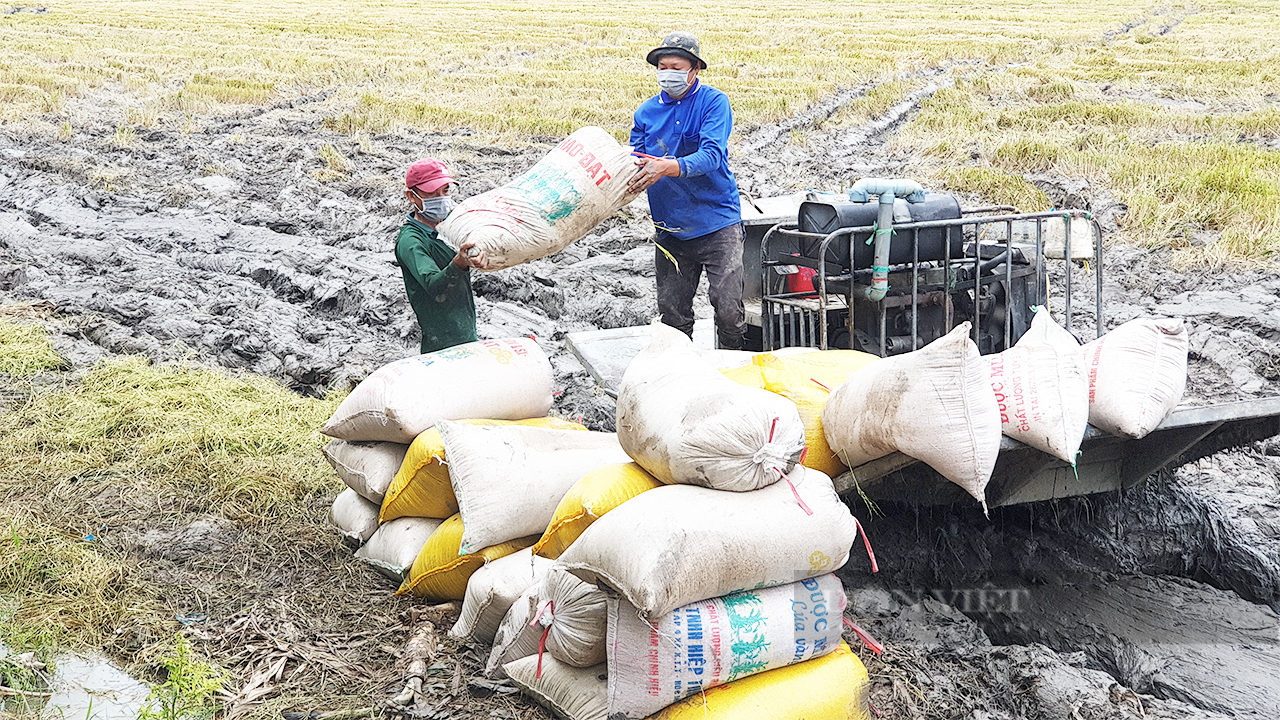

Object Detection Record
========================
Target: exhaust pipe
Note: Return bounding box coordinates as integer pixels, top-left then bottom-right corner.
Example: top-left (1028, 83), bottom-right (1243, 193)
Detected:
top-left (847, 178), bottom-right (926, 302)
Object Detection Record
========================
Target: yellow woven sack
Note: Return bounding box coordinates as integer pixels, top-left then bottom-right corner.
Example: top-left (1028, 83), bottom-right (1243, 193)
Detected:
top-left (396, 514), bottom-right (537, 600)
top-left (723, 351), bottom-right (878, 476)
top-left (532, 463), bottom-right (662, 560)
top-left (380, 417), bottom-right (586, 522)
top-left (651, 641), bottom-right (870, 720)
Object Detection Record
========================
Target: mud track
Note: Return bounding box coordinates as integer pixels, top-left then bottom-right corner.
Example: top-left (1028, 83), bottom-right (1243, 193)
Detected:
top-left (2, 72), bottom-right (1279, 718)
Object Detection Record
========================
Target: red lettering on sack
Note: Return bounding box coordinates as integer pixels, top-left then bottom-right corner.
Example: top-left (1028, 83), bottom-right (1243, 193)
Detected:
top-left (706, 604), bottom-right (723, 683)
top-left (596, 168), bottom-right (613, 187)
top-left (1086, 339), bottom-right (1106, 403)
top-left (558, 138), bottom-right (583, 158)
top-left (991, 382), bottom-right (1009, 425)
top-left (585, 161), bottom-right (603, 180)
top-left (578, 152), bottom-right (596, 170)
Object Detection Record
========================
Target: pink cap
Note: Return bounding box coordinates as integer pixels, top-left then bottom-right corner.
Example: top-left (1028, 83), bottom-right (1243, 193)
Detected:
top-left (405, 158), bottom-right (456, 193)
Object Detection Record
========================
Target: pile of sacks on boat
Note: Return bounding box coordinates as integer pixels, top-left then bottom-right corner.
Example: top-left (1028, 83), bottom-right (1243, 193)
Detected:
top-left (320, 311), bottom-right (1188, 720)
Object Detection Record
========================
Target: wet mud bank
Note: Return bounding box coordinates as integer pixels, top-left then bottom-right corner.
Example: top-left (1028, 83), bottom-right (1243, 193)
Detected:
top-left (843, 441), bottom-right (1280, 718)
top-left (3, 88), bottom-right (1280, 717)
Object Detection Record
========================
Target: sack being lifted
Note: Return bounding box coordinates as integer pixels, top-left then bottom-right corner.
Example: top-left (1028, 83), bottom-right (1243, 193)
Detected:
top-left (438, 126), bottom-right (640, 270)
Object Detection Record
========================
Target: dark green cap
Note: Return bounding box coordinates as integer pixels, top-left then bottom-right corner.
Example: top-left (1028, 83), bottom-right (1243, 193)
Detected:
top-left (646, 31), bottom-right (707, 70)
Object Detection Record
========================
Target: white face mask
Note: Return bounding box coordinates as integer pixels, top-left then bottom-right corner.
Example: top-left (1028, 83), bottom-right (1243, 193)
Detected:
top-left (416, 195), bottom-right (454, 222)
top-left (657, 68), bottom-right (692, 97)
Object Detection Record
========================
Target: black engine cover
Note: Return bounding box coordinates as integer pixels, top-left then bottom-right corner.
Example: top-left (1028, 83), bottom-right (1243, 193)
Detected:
top-left (797, 192), bottom-right (963, 269)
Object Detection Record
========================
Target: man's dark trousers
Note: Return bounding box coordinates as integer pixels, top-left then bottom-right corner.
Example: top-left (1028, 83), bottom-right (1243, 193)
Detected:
top-left (654, 222), bottom-right (746, 350)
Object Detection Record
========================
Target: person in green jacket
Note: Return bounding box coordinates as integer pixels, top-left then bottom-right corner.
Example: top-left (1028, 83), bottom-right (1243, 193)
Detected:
top-left (395, 158), bottom-right (489, 354)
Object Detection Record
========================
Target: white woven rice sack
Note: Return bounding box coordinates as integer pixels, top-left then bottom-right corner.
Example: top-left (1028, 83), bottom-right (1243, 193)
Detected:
top-left (487, 583), bottom-right (543, 679)
top-left (439, 421), bottom-right (631, 555)
top-left (540, 567), bottom-right (608, 668)
top-left (321, 439), bottom-right (409, 504)
top-left (615, 321), bottom-right (806, 492)
top-left (485, 567), bottom-right (609, 677)
top-left (320, 338), bottom-right (553, 443)
top-left (355, 517), bottom-right (443, 580)
top-left (1083, 318), bottom-right (1188, 439)
top-left (607, 574), bottom-right (847, 719)
top-left (438, 126), bottom-right (639, 270)
top-left (505, 656), bottom-right (607, 720)
top-left (557, 465), bottom-right (859, 619)
top-left (822, 322), bottom-right (1001, 510)
top-left (330, 488), bottom-right (380, 545)
top-left (986, 308), bottom-right (1089, 463)
top-left (450, 547), bottom-right (555, 644)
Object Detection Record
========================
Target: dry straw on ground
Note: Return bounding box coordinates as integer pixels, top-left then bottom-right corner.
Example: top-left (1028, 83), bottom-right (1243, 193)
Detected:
top-left (0, 314), bottom-right (65, 376)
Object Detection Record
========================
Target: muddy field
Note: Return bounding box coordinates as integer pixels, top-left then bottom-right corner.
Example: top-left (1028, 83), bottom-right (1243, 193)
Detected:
top-left (2, 69), bottom-right (1280, 719)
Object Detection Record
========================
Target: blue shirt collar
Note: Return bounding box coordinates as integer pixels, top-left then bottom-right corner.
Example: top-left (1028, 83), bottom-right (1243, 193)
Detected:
top-left (659, 79), bottom-right (700, 105)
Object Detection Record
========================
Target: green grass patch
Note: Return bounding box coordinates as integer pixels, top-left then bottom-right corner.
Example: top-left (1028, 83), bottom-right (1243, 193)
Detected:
top-left (895, 51), bottom-right (1280, 264)
top-left (0, 332), bottom-right (342, 656)
top-left (184, 74), bottom-right (275, 105)
top-left (0, 512), bottom-right (149, 655)
top-left (822, 79), bottom-right (922, 129)
top-left (992, 138), bottom-right (1062, 172)
top-left (0, 356), bottom-right (341, 516)
top-left (910, 86), bottom-right (992, 133)
top-left (1025, 78), bottom-right (1076, 103)
top-left (940, 166), bottom-right (1051, 212)
top-left (139, 635), bottom-right (225, 720)
top-left (0, 0), bottom-right (1071, 129)
top-left (1107, 140), bottom-right (1280, 250)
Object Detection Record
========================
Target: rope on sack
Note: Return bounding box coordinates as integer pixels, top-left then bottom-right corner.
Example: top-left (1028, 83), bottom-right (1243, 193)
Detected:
top-left (762, 417), bottom-right (813, 516)
top-left (528, 599), bottom-right (555, 679)
top-left (853, 516), bottom-right (879, 573)
top-left (843, 617), bottom-right (885, 655)
top-left (774, 467), bottom-right (813, 516)
top-left (753, 416), bottom-right (791, 467)
top-left (810, 377), bottom-right (832, 393)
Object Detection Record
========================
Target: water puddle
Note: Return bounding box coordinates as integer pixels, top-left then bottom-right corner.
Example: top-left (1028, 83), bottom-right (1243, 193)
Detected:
top-left (1, 644), bottom-right (150, 720)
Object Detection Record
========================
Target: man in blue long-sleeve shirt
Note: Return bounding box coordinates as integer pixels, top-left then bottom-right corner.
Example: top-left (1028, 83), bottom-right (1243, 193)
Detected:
top-left (628, 32), bottom-right (745, 349)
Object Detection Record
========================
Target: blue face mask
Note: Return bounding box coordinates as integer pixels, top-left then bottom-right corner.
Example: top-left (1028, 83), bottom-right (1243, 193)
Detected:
top-left (657, 68), bottom-right (691, 97)
top-left (416, 195), bottom-right (454, 222)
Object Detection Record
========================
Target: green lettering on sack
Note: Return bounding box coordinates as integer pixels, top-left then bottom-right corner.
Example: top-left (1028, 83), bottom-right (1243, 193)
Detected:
top-left (509, 166), bottom-right (583, 225)
top-left (721, 591), bottom-right (771, 681)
